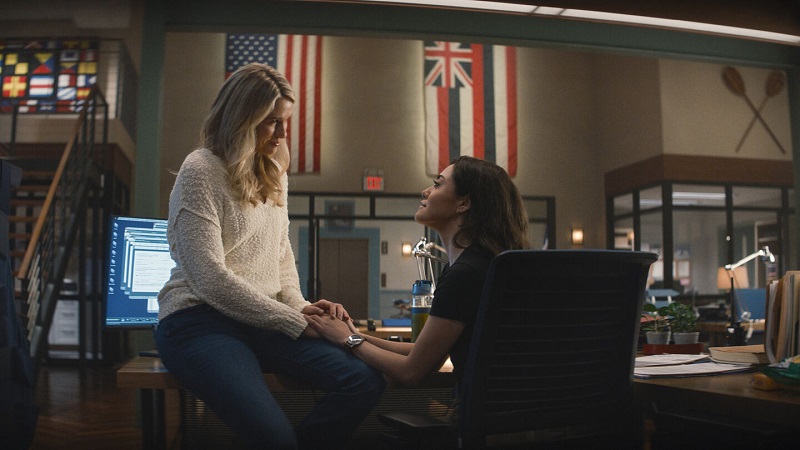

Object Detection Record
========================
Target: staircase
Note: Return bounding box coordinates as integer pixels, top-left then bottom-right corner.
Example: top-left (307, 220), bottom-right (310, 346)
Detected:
top-left (6, 146), bottom-right (62, 282)
top-left (2, 89), bottom-right (132, 362)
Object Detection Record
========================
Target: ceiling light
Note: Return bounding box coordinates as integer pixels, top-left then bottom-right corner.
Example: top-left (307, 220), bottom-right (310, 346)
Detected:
top-left (672, 192), bottom-right (726, 200)
top-left (560, 9), bottom-right (800, 45)
top-left (355, 1), bottom-right (800, 46)
top-left (640, 199), bottom-right (662, 206)
top-left (360, 0), bottom-right (534, 13)
top-left (531, 6), bottom-right (564, 16)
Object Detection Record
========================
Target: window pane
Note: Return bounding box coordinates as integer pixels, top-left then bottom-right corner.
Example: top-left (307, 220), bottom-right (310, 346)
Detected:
top-left (288, 193), bottom-right (310, 216)
top-left (673, 184), bottom-right (725, 207)
top-left (375, 196), bottom-right (420, 217)
top-left (524, 198), bottom-right (549, 218)
top-left (641, 211), bottom-right (662, 254)
top-left (529, 222), bottom-right (548, 249)
top-left (672, 210), bottom-right (726, 295)
top-left (733, 186), bottom-right (781, 208)
top-left (640, 186), bottom-right (662, 209)
top-left (314, 196), bottom-right (371, 216)
top-left (614, 193), bottom-right (633, 216)
top-left (789, 208), bottom-right (797, 271)
top-left (641, 210), bottom-right (662, 288)
top-left (613, 217), bottom-right (634, 250)
top-left (732, 210), bottom-right (780, 288)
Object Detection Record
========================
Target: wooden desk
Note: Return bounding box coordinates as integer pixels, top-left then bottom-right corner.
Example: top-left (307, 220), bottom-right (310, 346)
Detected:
top-left (117, 355), bottom-right (454, 450)
top-left (634, 372), bottom-right (800, 430)
top-left (122, 357), bottom-right (800, 448)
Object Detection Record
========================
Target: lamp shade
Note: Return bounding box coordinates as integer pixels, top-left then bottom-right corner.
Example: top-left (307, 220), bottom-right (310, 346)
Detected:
top-left (717, 266), bottom-right (749, 290)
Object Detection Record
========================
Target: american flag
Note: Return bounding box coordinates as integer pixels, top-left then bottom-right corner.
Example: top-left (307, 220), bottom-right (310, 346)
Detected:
top-left (423, 41), bottom-right (517, 177)
top-left (226, 34), bottom-right (322, 174)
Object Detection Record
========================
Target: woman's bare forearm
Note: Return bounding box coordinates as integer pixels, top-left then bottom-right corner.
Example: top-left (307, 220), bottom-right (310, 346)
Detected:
top-left (362, 334), bottom-right (412, 355)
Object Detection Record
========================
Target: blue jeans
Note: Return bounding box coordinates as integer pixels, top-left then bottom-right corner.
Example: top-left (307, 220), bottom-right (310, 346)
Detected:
top-left (154, 304), bottom-right (385, 449)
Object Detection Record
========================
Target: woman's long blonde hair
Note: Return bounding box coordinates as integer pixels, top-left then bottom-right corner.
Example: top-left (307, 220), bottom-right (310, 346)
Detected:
top-left (200, 63), bottom-right (295, 206)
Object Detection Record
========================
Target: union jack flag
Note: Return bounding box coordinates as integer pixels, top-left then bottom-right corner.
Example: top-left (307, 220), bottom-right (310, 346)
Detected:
top-left (226, 34), bottom-right (322, 174)
top-left (424, 42), bottom-right (474, 89)
top-left (423, 41), bottom-right (517, 177)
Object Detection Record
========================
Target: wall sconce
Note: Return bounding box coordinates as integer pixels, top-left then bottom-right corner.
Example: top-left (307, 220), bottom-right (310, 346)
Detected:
top-left (571, 227), bottom-right (584, 246)
top-left (401, 242), bottom-right (413, 257)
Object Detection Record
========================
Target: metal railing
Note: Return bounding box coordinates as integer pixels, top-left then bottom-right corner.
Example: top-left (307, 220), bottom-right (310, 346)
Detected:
top-left (16, 87), bottom-right (109, 359)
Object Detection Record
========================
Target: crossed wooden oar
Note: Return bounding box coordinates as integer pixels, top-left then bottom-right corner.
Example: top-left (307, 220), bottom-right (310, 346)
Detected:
top-left (722, 66), bottom-right (786, 154)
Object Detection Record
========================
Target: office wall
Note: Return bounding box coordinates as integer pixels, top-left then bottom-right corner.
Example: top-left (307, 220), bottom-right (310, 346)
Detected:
top-left (3, 29), bottom-right (789, 249)
top-left (160, 34), bottom-right (602, 248)
top-left (660, 60), bottom-right (791, 159)
top-left (594, 54), bottom-right (664, 167)
top-left (160, 32), bottom-right (791, 249)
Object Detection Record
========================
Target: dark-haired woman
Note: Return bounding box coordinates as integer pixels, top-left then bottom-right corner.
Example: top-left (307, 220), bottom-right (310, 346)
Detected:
top-left (306, 155), bottom-right (529, 413)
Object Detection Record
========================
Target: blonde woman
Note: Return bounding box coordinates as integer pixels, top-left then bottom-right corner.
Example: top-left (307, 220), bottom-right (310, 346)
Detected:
top-left (155, 63), bottom-right (384, 449)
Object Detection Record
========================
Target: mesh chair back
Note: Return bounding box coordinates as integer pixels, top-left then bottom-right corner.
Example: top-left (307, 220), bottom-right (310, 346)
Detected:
top-left (459, 249), bottom-right (657, 448)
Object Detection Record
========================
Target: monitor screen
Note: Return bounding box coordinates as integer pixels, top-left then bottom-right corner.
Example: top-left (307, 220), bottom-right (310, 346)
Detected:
top-left (103, 215), bottom-right (174, 328)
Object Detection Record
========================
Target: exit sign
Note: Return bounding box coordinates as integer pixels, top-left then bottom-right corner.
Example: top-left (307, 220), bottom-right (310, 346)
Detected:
top-left (363, 174), bottom-right (384, 192)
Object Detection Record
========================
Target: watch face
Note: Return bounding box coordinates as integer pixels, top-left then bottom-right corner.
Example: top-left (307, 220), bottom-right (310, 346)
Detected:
top-left (346, 334), bottom-right (364, 348)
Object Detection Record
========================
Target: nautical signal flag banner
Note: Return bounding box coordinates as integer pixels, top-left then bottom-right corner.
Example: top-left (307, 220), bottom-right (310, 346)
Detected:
top-left (0, 38), bottom-right (99, 113)
top-left (226, 34), bottom-right (322, 174)
top-left (423, 41), bottom-right (517, 177)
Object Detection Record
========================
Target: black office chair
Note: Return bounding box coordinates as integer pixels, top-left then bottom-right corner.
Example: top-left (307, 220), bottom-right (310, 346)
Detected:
top-left (379, 249), bottom-right (658, 449)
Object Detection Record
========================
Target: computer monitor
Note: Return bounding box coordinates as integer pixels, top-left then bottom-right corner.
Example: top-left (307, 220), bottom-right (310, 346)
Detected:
top-left (103, 215), bottom-right (174, 328)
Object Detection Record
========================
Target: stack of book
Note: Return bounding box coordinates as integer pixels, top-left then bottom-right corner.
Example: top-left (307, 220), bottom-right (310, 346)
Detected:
top-left (765, 271), bottom-right (800, 363)
top-left (708, 344), bottom-right (769, 365)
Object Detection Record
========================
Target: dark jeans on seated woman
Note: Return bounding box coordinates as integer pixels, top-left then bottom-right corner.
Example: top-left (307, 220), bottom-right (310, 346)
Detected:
top-left (155, 304), bottom-right (385, 450)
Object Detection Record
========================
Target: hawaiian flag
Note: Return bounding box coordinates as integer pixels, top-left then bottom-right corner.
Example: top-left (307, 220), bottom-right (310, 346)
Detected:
top-left (226, 34), bottom-right (323, 174)
top-left (424, 41), bottom-right (517, 176)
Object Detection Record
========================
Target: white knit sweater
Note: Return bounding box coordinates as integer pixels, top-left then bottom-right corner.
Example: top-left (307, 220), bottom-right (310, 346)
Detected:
top-left (157, 148), bottom-right (310, 338)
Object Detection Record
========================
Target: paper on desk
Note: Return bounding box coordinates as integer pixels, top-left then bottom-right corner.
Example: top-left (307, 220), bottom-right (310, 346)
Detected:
top-left (634, 361), bottom-right (752, 378)
top-left (635, 354), bottom-right (709, 367)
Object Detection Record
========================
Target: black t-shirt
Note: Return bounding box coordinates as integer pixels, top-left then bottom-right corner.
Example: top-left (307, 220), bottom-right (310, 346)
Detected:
top-left (429, 245), bottom-right (493, 383)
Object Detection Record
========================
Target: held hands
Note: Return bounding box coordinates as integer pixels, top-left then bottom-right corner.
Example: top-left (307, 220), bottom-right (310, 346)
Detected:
top-left (305, 314), bottom-right (356, 346)
top-left (301, 299), bottom-right (350, 321)
top-left (301, 299), bottom-right (351, 340)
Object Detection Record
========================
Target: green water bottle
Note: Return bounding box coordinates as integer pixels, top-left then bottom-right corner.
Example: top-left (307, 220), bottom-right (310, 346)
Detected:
top-left (411, 280), bottom-right (432, 343)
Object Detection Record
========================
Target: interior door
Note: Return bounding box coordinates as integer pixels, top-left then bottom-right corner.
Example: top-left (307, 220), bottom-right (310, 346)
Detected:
top-left (318, 238), bottom-right (369, 319)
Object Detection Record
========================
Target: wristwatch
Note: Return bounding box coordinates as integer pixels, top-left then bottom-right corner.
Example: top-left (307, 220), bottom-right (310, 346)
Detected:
top-left (344, 334), bottom-right (365, 349)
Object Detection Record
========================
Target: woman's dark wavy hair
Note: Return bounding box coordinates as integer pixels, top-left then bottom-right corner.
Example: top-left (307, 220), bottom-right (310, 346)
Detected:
top-left (450, 156), bottom-right (530, 255)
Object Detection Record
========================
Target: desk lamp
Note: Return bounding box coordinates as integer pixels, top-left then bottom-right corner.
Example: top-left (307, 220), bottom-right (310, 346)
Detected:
top-left (723, 246), bottom-right (775, 346)
top-left (411, 237), bottom-right (447, 292)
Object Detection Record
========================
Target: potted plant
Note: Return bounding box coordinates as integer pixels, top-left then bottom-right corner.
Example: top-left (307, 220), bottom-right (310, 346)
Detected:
top-left (661, 302), bottom-right (699, 344)
top-left (641, 303), bottom-right (671, 344)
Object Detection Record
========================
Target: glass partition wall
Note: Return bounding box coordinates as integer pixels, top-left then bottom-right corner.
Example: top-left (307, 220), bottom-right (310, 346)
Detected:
top-left (288, 192), bottom-right (555, 320)
top-left (608, 181), bottom-right (793, 306)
